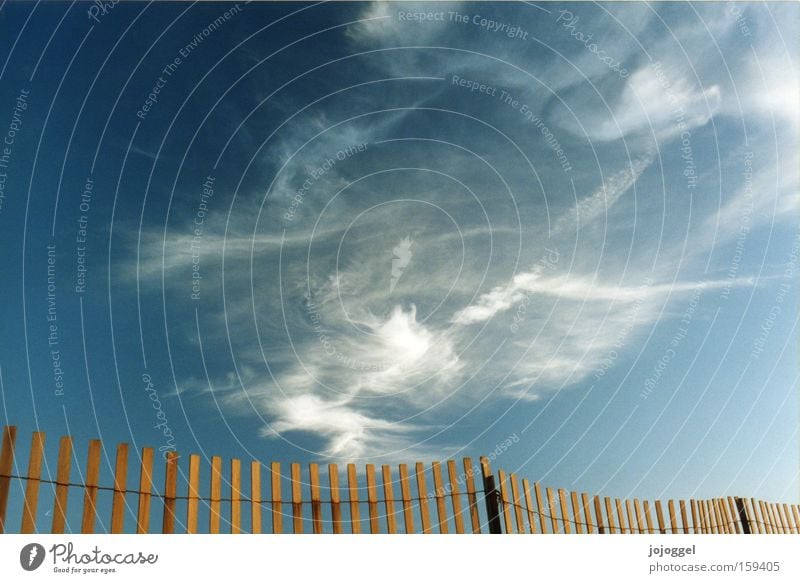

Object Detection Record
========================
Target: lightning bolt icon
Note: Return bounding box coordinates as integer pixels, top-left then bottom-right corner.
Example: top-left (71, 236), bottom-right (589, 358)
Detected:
top-left (28, 546), bottom-right (38, 566)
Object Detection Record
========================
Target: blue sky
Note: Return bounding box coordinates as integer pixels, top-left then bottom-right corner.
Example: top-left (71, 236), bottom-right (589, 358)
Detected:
top-left (0, 0), bottom-right (798, 509)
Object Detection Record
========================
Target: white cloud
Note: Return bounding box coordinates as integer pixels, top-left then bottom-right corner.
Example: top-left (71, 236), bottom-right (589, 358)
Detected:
top-left (553, 63), bottom-right (722, 143)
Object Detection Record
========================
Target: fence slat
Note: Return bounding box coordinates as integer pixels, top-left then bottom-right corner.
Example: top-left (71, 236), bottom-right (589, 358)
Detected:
top-left (742, 498), bottom-right (759, 534)
top-left (522, 479), bottom-right (537, 534)
top-left (593, 495), bottom-right (605, 534)
top-left (765, 500), bottom-right (777, 534)
top-left (162, 451), bottom-right (179, 534)
top-left (781, 504), bottom-right (793, 534)
top-left (633, 499), bottom-right (645, 533)
top-left (690, 499), bottom-right (700, 534)
top-left (447, 460), bottom-right (465, 534)
top-left (727, 497), bottom-right (741, 534)
top-left (713, 499), bottom-right (724, 533)
top-left (773, 503), bottom-right (787, 534)
top-left (187, 454), bottom-right (200, 534)
top-left (309, 463), bottom-right (322, 534)
top-left (679, 500), bottom-right (689, 534)
top-left (21, 431), bottom-right (45, 534)
top-left (271, 462), bottom-right (282, 534)
top-left (0, 426), bottom-right (17, 534)
top-left (626, 499), bottom-right (636, 534)
top-left (582, 493), bottom-right (594, 534)
top-left (779, 504), bottom-right (792, 534)
top-left (415, 462), bottom-right (432, 534)
top-left (365, 464), bottom-right (380, 534)
top-left (110, 443), bottom-right (128, 534)
top-left (535, 483), bottom-right (548, 534)
top-left (706, 500), bottom-right (715, 533)
top-left (716, 499), bottom-right (729, 533)
top-left (767, 503), bottom-right (779, 534)
top-left (791, 505), bottom-right (800, 535)
top-left (80, 438), bottom-right (101, 534)
top-left (570, 492), bottom-right (583, 534)
top-left (707, 500), bottom-right (717, 533)
top-left (381, 465), bottom-right (397, 534)
top-left (710, 499), bottom-right (721, 533)
top-left (509, 474), bottom-right (524, 535)
top-left (718, 499), bottom-right (728, 533)
top-left (616, 498), bottom-right (627, 534)
top-left (231, 459), bottom-right (241, 534)
top-left (758, 500), bottom-right (771, 534)
top-left (655, 500), bottom-right (666, 534)
top-left (52, 436), bottom-right (73, 534)
top-left (431, 462), bottom-right (449, 534)
top-left (462, 459), bottom-right (480, 534)
top-left (760, 502), bottom-right (773, 533)
top-left (251, 461), bottom-right (261, 534)
top-left (667, 500), bottom-right (678, 534)
top-left (558, 489), bottom-right (571, 534)
top-left (398, 464), bottom-right (415, 534)
top-left (291, 463), bottom-right (303, 534)
top-left (731, 498), bottom-right (744, 533)
top-left (697, 499), bottom-right (707, 533)
top-left (719, 498), bottom-right (733, 534)
top-left (478, 457), bottom-right (500, 533)
top-left (210, 456), bottom-right (222, 534)
top-left (498, 471), bottom-right (514, 534)
top-left (769, 502), bottom-right (786, 534)
top-left (643, 500), bottom-right (654, 534)
top-left (136, 447), bottom-right (154, 534)
top-left (604, 497), bottom-right (616, 534)
top-left (329, 464), bottom-right (342, 534)
top-left (546, 487), bottom-right (559, 534)
top-left (761, 502), bottom-right (780, 534)
top-left (759, 501), bottom-right (780, 534)
top-left (347, 463), bottom-right (361, 534)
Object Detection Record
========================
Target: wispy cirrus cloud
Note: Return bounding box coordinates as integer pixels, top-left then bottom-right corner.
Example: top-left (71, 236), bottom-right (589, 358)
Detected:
top-left (123, 1), bottom-right (795, 462)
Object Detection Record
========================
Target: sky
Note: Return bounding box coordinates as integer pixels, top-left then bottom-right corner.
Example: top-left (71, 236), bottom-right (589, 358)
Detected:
top-left (0, 0), bottom-right (798, 524)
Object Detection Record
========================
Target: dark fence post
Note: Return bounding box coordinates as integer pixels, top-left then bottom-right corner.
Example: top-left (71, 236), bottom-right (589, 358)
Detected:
top-left (479, 457), bottom-right (503, 534)
top-left (735, 497), bottom-right (752, 534)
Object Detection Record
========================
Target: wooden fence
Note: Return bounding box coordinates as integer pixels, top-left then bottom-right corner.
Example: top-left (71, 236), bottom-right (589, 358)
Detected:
top-left (0, 426), bottom-right (797, 534)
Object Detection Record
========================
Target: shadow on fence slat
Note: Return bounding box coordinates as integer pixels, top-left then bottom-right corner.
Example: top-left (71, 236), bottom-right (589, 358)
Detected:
top-left (0, 426), bottom-right (797, 535)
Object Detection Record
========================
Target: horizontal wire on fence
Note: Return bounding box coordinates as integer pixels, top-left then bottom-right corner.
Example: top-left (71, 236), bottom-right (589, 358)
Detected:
top-left (2, 426), bottom-right (796, 535)
top-left (0, 471), bottom-right (768, 533)
top-left (0, 471), bottom-right (490, 507)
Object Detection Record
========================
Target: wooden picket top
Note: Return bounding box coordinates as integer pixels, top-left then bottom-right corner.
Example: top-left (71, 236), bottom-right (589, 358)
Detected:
top-left (110, 443), bottom-right (128, 534)
top-left (616, 498), bottom-right (627, 534)
top-left (187, 454), bottom-right (200, 534)
top-left (0, 426), bottom-right (797, 535)
top-left (329, 463), bottom-right (342, 534)
top-left (291, 463), bottom-right (302, 534)
top-left (251, 461), bottom-right (262, 534)
top-left (347, 463), bottom-right (360, 534)
top-left (365, 464), bottom-right (379, 534)
top-left (52, 436), bottom-right (72, 534)
top-left (415, 462), bottom-right (431, 534)
top-left (398, 464), bottom-right (414, 534)
top-left (230, 459), bottom-right (242, 534)
top-left (161, 451), bottom-right (178, 534)
top-left (271, 461), bottom-right (282, 534)
top-left (309, 463), bottom-right (323, 534)
top-left (381, 465), bottom-right (397, 534)
top-left (136, 447), bottom-right (154, 534)
top-left (210, 456), bottom-right (222, 534)
top-left (21, 431), bottom-right (45, 534)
